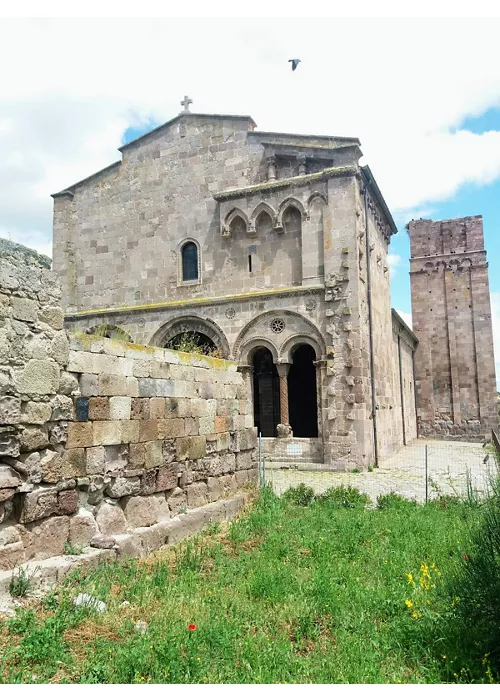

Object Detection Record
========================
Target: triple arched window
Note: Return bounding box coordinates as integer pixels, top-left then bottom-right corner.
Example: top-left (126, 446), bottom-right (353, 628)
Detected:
top-left (181, 241), bottom-right (199, 282)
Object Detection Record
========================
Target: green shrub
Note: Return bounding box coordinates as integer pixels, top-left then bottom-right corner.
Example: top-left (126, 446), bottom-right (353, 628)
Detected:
top-left (317, 485), bottom-right (370, 509)
top-left (282, 483), bottom-right (315, 506)
top-left (64, 541), bottom-right (84, 556)
top-left (9, 566), bottom-right (39, 598)
top-left (376, 492), bottom-right (417, 510)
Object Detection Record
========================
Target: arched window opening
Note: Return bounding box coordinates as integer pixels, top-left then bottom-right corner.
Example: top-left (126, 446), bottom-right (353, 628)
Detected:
top-left (181, 241), bottom-right (199, 282)
top-left (288, 344), bottom-right (318, 437)
top-left (252, 347), bottom-right (280, 437)
top-left (229, 215), bottom-right (247, 238)
top-left (165, 331), bottom-right (218, 357)
top-left (85, 324), bottom-right (132, 343)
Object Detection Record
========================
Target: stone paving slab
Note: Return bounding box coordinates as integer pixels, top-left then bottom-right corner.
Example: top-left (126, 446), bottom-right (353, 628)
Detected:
top-left (265, 439), bottom-right (498, 504)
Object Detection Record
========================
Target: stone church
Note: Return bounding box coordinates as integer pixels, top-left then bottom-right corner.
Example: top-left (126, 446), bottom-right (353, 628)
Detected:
top-left (51, 99), bottom-right (497, 470)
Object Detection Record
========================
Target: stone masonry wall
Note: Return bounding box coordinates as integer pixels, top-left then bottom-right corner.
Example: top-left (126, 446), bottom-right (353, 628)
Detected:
top-left (409, 216), bottom-right (497, 440)
top-left (0, 239), bottom-right (256, 571)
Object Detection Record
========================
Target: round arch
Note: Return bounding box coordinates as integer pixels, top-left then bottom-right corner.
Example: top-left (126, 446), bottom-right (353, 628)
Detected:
top-left (238, 337), bottom-right (279, 366)
top-left (149, 315), bottom-right (231, 358)
top-left (279, 334), bottom-right (324, 364)
top-left (233, 309), bottom-right (326, 364)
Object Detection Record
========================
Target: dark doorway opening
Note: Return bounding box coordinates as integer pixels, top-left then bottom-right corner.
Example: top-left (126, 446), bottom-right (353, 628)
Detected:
top-left (252, 347), bottom-right (280, 437)
top-left (288, 344), bottom-right (319, 437)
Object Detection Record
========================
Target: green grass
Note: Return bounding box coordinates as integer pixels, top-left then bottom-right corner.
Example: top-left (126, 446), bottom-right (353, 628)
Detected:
top-left (0, 485), bottom-right (497, 684)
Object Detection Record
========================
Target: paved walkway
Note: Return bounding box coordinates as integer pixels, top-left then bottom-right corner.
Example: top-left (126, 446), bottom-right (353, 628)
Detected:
top-left (265, 439), bottom-right (497, 504)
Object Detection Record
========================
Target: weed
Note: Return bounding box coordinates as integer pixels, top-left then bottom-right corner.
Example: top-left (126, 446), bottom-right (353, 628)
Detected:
top-left (282, 483), bottom-right (315, 506)
top-left (351, 468), bottom-right (361, 473)
top-left (9, 566), bottom-right (39, 598)
top-left (64, 541), bottom-right (84, 556)
top-left (377, 492), bottom-right (417, 510)
top-left (317, 485), bottom-right (370, 509)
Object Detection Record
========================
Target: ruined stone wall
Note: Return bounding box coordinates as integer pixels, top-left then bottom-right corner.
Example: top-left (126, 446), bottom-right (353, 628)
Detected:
top-left (0, 240), bottom-right (256, 571)
top-left (409, 216), bottom-right (497, 440)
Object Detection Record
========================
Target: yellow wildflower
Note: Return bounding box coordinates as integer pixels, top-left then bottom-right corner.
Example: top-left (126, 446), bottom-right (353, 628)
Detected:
top-left (411, 610), bottom-right (422, 620)
top-left (407, 573), bottom-right (415, 585)
top-left (405, 600), bottom-right (414, 608)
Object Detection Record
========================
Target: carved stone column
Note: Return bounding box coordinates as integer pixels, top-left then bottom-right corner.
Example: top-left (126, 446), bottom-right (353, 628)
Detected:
top-left (298, 156), bottom-right (307, 176)
top-left (267, 156), bottom-right (277, 182)
top-left (276, 362), bottom-right (291, 434)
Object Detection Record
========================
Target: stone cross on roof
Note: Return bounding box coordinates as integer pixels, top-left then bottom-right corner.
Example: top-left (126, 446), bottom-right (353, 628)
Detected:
top-left (180, 95), bottom-right (193, 113)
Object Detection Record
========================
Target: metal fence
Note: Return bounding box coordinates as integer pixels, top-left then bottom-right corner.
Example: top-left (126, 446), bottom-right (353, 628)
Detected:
top-left (259, 435), bottom-right (498, 505)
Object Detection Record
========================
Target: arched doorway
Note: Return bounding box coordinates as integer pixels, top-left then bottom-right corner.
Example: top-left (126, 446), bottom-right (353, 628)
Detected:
top-left (252, 347), bottom-right (280, 437)
top-left (288, 344), bottom-right (318, 437)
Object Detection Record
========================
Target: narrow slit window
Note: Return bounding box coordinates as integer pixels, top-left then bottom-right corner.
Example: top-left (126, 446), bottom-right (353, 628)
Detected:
top-left (248, 254), bottom-right (252, 272)
top-left (182, 242), bottom-right (198, 281)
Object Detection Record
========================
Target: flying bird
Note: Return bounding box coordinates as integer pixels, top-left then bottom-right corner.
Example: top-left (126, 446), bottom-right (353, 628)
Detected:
top-left (289, 59), bottom-right (301, 71)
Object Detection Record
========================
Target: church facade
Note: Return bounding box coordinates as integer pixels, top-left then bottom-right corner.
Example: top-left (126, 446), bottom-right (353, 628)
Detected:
top-left (51, 104), bottom-right (437, 470)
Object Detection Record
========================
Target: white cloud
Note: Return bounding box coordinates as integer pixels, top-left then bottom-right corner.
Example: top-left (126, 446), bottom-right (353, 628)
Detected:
top-left (394, 309), bottom-right (412, 330)
top-left (387, 253), bottom-right (401, 279)
top-left (1, 17), bottom-right (500, 259)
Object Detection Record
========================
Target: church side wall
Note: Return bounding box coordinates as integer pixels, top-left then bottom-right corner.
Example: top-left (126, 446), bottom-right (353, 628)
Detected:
top-left (0, 241), bottom-right (256, 576)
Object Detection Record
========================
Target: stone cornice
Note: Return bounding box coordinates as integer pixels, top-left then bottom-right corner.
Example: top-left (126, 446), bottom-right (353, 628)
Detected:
top-left (65, 285), bottom-right (324, 321)
top-left (213, 166), bottom-right (358, 202)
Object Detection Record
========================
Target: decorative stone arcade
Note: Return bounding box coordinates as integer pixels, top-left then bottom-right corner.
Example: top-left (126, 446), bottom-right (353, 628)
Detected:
top-left (249, 343), bottom-right (319, 439)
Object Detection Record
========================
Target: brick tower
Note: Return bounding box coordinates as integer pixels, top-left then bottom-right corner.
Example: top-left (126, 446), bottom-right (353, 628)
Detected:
top-left (409, 216), bottom-right (497, 440)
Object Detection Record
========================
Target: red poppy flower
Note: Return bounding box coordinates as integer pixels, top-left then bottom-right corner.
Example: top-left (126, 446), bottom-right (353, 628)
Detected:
top-left (188, 624), bottom-right (197, 631)
top-left (462, 555), bottom-right (469, 561)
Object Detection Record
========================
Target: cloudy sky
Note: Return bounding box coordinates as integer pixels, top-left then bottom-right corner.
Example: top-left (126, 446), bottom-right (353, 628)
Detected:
top-left (2, 15), bottom-right (500, 381)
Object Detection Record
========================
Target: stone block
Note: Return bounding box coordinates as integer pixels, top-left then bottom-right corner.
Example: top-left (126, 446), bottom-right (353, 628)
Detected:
top-left (40, 448), bottom-right (86, 483)
top-left (149, 397), bottom-right (166, 419)
top-left (198, 417), bottom-right (215, 435)
top-left (0, 542), bottom-right (25, 571)
top-left (51, 395), bottom-right (75, 421)
top-left (68, 351), bottom-right (95, 374)
top-left (88, 397), bottom-right (110, 420)
top-left (50, 331), bottom-right (70, 365)
top-left (0, 428), bottom-right (20, 458)
top-left (214, 415), bottom-right (229, 433)
top-left (19, 515), bottom-right (69, 561)
top-left (67, 422), bottom-right (93, 449)
top-left (138, 378), bottom-right (174, 398)
top-left (139, 420), bottom-right (159, 442)
top-left (12, 297), bottom-right (38, 322)
top-left (207, 476), bottom-right (221, 502)
top-left (114, 533), bottom-right (144, 559)
top-left (123, 495), bottom-right (158, 528)
top-left (176, 436), bottom-right (206, 461)
top-left (140, 468), bottom-right (156, 495)
top-left (20, 427), bottom-right (49, 451)
top-left (93, 421), bottom-right (122, 446)
top-left (136, 521), bottom-right (170, 554)
top-left (219, 474), bottom-right (237, 497)
top-left (225, 494), bottom-right (245, 519)
top-left (38, 306), bottom-right (64, 330)
top-left (105, 444), bottom-right (128, 472)
top-left (105, 476), bottom-right (140, 498)
top-left (144, 440), bottom-right (163, 469)
top-left (0, 396), bottom-right (21, 425)
top-left (149, 361), bottom-right (171, 380)
top-left (22, 400), bottom-right (52, 424)
top-left (167, 487), bottom-right (187, 515)
top-left (236, 450), bottom-right (253, 471)
top-left (69, 508), bottom-right (98, 547)
top-left (158, 418), bottom-right (185, 439)
top-left (109, 396), bottom-right (132, 420)
top-left (131, 397), bottom-right (149, 419)
top-left (0, 488), bottom-right (15, 502)
top-left (0, 526), bottom-right (21, 547)
top-left (59, 371), bottom-right (80, 396)
top-left (86, 445), bottom-right (105, 475)
top-left (186, 481), bottom-right (208, 508)
top-left (95, 501), bottom-right (127, 535)
top-left (0, 465), bottom-right (22, 489)
top-left (152, 492), bottom-right (171, 521)
top-left (99, 373), bottom-right (129, 396)
top-left (133, 359), bottom-right (152, 377)
top-left (20, 487), bottom-right (78, 523)
top-left (235, 470), bottom-right (249, 488)
top-left (16, 359), bottom-right (60, 395)
top-left (156, 465), bottom-right (178, 492)
top-left (120, 420), bottom-right (140, 444)
top-left (80, 373), bottom-right (99, 397)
